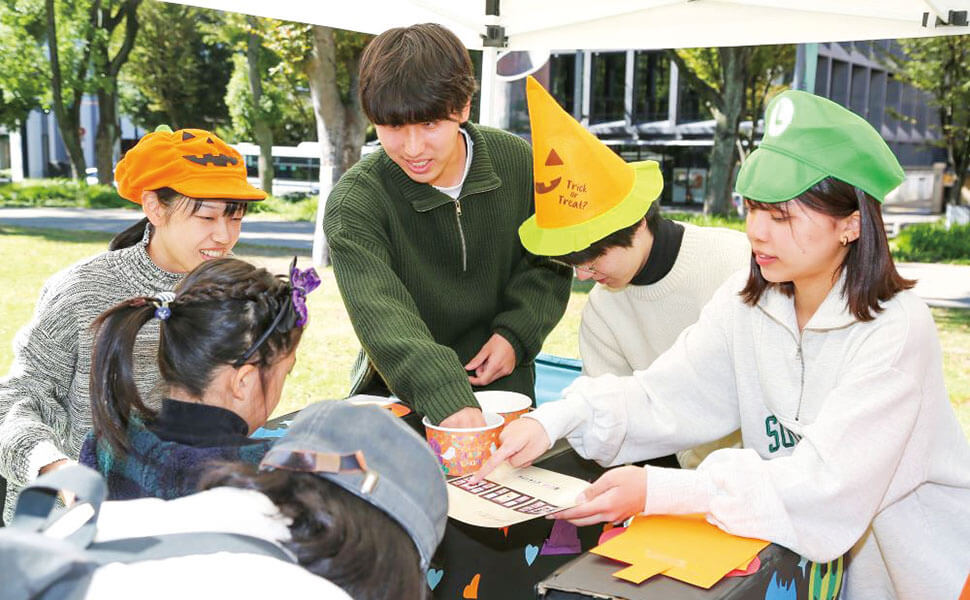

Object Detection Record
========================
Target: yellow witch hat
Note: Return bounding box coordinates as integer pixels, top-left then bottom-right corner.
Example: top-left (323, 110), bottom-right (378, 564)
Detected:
top-left (519, 76), bottom-right (663, 256)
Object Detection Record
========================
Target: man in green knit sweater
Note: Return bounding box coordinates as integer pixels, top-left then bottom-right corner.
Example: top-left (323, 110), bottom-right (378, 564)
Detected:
top-left (324, 24), bottom-right (570, 427)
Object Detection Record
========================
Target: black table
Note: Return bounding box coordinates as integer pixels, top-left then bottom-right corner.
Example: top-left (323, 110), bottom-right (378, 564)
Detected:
top-left (537, 544), bottom-right (817, 600)
top-left (257, 409), bottom-right (839, 600)
top-left (425, 439), bottom-right (611, 600)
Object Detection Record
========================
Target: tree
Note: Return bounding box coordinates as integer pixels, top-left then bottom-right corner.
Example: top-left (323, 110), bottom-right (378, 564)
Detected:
top-left (303, 27), bottom-right (371, 183)
top-left (264, 25), bottom-right (369, 182)
top-left (0, 3), bottom-right (49, 129)
top-left (668, 45), bottom-right (793, 215)
top-left (43, 0), bottom-right (94, 179)
top-left (90, 0), bottom-right (141, 185)
top-left (225, 50), bottom-right (315, 145)
top-left (4, 0), bottom-right (141, 180)
top-left (118, 1), bottom-right (233, 131)
top-left (740, 46), bottom-right (794, 164)
top-left (219, 15), bottom-right (315, 196)
top-left (265, 24), bottom-right (371, 263)
top-left (892, 36), bottom-right (970, 206)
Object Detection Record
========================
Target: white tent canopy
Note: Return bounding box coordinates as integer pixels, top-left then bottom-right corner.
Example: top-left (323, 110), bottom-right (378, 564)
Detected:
top-left (164, 0), bottom-right (970, 124)
top-left (163, 0), bottom-right (970, 50)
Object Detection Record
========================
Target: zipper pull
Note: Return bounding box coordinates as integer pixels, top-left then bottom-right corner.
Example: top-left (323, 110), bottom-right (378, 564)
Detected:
top-left (455, 199), bottom-right (462, 216)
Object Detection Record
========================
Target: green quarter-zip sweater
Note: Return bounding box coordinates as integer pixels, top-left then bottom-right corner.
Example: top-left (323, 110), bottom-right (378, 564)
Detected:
top-left (324, 123), bottom-right (571, 424)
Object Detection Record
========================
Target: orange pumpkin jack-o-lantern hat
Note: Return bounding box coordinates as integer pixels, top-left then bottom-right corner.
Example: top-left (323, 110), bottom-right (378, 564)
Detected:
top-left (115, 126), bottom-right (266, 204)
top-left (518, 77), bottom-right (663, 256)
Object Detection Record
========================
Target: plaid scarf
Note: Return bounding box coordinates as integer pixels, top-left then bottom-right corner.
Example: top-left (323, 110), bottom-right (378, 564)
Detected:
top-left (79, 416), bottom-right (271, 501)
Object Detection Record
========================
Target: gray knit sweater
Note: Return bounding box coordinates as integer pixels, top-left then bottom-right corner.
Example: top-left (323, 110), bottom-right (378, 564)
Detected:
top-left (0, 226), bottom-right (182, 522)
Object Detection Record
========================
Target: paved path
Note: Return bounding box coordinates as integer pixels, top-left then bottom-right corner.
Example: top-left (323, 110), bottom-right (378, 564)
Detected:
top-left (896, 262), bottom-right (970, 310)
top-left (0, 207), bottom-right (315, 250)
top-left (2, 206), bottom-right (967, 309)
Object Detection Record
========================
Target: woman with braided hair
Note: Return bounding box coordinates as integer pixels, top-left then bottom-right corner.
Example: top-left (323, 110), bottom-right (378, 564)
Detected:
top-left (0, 127), bottom-right (266, 522)
top-left (79, 257), bottom-right (319, 501)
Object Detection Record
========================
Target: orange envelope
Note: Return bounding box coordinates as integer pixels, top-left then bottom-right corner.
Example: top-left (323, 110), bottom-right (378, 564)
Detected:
top-left (590, 514), bottom-right (769, 588)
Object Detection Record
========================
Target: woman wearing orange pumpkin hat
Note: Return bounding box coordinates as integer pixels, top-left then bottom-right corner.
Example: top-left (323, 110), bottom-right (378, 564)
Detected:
top-left (0, 126), bottom-right (265, 523)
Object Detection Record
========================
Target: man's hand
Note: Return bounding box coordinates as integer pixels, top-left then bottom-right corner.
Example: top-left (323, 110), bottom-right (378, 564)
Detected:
top-left (553, 466), bottom-right (647, 527)
top-left (465, 333), bottom-right (516, 387)
top-left (440, 407), bottom-right (487, 429)
top-left (471, 417), bottom-right (551, 482)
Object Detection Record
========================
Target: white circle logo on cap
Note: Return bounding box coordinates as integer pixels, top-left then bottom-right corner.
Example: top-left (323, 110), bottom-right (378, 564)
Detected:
top-left (767, 97), bottom-right (795, 137)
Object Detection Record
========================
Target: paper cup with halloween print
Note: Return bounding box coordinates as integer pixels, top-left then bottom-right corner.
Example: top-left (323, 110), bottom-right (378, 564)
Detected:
top-left (423, 412), bottom-right (503, 477)
top-left (474, 391), bottom-right (533, 427)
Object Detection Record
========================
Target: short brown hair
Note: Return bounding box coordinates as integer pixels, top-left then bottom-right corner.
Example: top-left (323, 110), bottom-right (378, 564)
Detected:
top-left (740, 177), bottom-right (914, 321)
top-left (359, 23), bottom-right (478, 125)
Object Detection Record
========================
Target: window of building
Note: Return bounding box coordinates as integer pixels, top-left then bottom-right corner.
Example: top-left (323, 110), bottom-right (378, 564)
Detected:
top-left (632, 51), bottom-right (670, 123)
top-left (868, 70), bottom-right (887, 131)
top-left (901, 85), bottom-right (918, 133)
top-left (815, 56), bottom-right (831, 96)
top-left (677, 75), bottom-right (704, 123)
top-left (590, 51), bottom-right (626, 124)
top-left (830, 60), bottom-right (849, 105)
top-left (548, 53), bottom-right (576, 115)
top-left (915, 90), bottom-right (929, 134)
top-left (884, 74), bottom-right (904, 135)
top-left (849, 65), bottom-right (869, 117)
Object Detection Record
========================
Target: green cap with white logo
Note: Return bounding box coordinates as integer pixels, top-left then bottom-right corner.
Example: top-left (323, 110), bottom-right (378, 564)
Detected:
top-left (735, 90), bottom-right (904, 204)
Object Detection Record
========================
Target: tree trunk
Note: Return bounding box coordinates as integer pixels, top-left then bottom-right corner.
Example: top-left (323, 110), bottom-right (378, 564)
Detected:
top-left (95, 87), bottom-right (118, 185)
top-left (93, 0), bottom-right (140, 186)
top-left (704, 48), bottom-right (747, 216)
top-left (45, 0), bottom-right (86, 180)
top-left (950, 154), bottom-right (969, 206)
top-left (247, 24), bottom-right (274, 197)
top-left (304, 25), bottom-right (369, 264)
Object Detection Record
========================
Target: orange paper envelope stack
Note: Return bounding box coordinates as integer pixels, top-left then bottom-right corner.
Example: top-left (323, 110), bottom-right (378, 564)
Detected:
top-left (590, 514), bottom-right (770, 588)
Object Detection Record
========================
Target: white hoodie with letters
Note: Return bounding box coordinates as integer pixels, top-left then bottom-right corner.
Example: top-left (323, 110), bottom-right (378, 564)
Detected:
top-left (530, 270), bottom-right (970, 599)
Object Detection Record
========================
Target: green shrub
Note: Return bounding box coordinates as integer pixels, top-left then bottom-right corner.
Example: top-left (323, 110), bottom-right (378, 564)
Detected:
top-left (0, 179), bottom-right (322, 220)
top-left (0, 179), bottom-right (130, 209)
top-left (248, 193), bottom-right (318, 221)
top-left (893, 222), bottom-right (970, 264)
top-left (664, 210), bottom-right (747, 232)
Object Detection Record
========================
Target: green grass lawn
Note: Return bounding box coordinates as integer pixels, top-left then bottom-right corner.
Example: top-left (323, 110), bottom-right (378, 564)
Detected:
top-left (1, 224), bottom-right (967, 438)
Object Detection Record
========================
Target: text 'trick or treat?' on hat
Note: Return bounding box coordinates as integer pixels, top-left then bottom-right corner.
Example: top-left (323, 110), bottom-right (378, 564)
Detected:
top-left (259, 401), bottom-right (447, 570)
top-left (735, 90), bottom-right (904, 204)
top-left (518, 76), bottom-right (664, 257)
top-left (114, 128), bottom-right (266, 205)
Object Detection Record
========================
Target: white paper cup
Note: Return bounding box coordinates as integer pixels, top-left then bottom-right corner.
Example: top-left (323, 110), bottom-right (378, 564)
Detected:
top-left (474, 391), bottom-right (533, 426)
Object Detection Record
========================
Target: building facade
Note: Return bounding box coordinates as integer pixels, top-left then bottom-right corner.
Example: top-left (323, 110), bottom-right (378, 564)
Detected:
top-left (495, 41), bottom-right (947, 210)
top-left (2, 95), bottom-right (143, 182)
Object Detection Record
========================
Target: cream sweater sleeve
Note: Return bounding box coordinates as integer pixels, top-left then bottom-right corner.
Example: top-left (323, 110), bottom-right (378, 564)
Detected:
top-left (529, 273), bottom-right (744, 464)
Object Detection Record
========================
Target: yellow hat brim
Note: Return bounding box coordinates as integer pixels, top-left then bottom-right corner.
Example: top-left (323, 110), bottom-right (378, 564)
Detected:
top-left (519, 161), bottom-right (663, 256)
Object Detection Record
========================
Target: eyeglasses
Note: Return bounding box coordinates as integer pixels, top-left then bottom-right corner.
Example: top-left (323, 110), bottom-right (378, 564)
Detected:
top-left (548, 258), bottom-right (599, 275)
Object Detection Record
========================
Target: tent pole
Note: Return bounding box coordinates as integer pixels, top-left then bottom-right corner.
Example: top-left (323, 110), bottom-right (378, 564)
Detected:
top-left (479, 46), bottom-right (498, 127)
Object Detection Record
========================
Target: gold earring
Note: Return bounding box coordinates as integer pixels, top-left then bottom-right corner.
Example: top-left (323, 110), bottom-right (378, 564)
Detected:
top-left (840, 235), bottom-right (849, 247)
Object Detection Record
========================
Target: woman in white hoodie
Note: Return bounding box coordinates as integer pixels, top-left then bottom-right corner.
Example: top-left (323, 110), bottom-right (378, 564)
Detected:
top-left (476, 90), bottom-right (970, 600)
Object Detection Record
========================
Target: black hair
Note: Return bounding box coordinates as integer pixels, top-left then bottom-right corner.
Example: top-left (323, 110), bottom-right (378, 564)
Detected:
top-left (740, 177), bottom-right (915, 321)
top-left (358, 23), bottom-right (478, 126)
top-left (199, 464), bottom-right (428, 600)
top-left (552, 202), bottom-right (661, 265)
top-left (109, 187), bottom-right (249, 250)
top-left (89, 258), bottom-right (304, 454)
